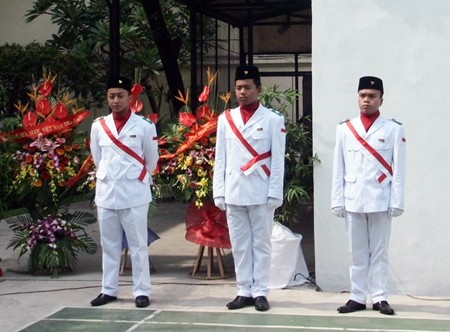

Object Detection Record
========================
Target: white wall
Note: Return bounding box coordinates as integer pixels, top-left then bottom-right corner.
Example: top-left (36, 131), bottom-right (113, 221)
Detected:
top-left (313, 0), bottom-right (450, 296)
top-left (0, 0), bottom-right (56, 45)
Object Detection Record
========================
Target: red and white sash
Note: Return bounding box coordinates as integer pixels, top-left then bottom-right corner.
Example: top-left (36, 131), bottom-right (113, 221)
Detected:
top-left (345, 120), bottom-right (392, 183)
top-left (225, 110), bottom-right (271, 178)
top-left (99, 118), bottom-right (148, 182)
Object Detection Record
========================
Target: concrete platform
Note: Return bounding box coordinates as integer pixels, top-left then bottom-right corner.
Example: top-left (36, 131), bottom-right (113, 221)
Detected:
top-left (1, 201), bottom-right (449, 332)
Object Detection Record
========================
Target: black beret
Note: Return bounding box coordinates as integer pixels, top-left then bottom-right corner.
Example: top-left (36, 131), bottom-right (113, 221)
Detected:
top-left (235, 65), bottom-right (260, 81)
top-left (358, 76), bottom-right (383, 94)
top-left (106, 75), bottom-right (132, 93)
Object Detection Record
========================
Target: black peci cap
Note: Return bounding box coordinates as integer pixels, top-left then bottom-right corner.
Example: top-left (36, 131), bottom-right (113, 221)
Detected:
top-left (235, 65), bottom-right (260, 81)
top-left (358, 76), bottom-right (383, 94)
top-left (106, 75), bottom-right (132, 93)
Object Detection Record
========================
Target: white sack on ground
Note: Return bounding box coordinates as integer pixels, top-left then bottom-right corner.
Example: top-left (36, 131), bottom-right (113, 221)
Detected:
top-left (269, 221), bottom-right (309, 289)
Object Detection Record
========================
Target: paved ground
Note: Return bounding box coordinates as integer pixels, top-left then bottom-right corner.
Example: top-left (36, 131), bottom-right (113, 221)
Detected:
top-left (1, 201), bottom-right (449, 332)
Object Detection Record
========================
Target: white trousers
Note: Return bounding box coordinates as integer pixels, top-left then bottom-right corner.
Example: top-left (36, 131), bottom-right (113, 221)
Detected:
top-left (97, 204), bottom-right (151, 298)
top-left (345, 211), bottom-right (392, 304)
top-left (226, 204), bottom-right (274, 298)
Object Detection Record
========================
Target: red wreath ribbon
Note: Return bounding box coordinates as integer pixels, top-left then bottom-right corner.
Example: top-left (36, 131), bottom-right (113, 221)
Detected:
top-left (159, 118), bottom-right (217, 161)
top-left (0, 111), bottom-right (90, 143)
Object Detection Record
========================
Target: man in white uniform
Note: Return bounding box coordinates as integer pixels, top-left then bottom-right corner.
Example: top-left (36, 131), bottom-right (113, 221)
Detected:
top-left (90, 76), bottom-right (159, 308)
top-left (331, 76), bottom-right (406, 315)
top-left (213, 65), bottom-right (286, 311)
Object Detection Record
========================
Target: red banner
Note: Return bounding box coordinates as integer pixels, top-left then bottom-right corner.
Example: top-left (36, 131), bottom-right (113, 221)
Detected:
top-left (160, 118), bottom-right (217, 161)
top-left (0, 111), bottom-right (90, 143)
top-left (66, 154), bottom-right (94, 189)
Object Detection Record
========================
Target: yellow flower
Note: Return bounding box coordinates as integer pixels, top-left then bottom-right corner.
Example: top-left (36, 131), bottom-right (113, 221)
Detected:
top-left (199, 177), bottom-right (209, 187)
top-left (177, 174), bottom-right (187, 185)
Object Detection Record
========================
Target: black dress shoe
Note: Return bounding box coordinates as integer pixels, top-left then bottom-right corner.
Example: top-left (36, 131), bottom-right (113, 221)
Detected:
top-left (226, 296), bottom-right (254, 310)
top-left (135, 295), bottom-right (150, 308)
top-left (337, 300), bottom-right (366, 313)
top-left (90, 293), bottom-right (117, 306)
top-left (373, 301), bottom-right (395, 315)
top-left (254, 296), bottom-right (270, 311)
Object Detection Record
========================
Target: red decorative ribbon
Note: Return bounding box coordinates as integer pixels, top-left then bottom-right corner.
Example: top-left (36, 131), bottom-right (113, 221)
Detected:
top-left (66, 154), bottom-right (94, 188)
top-left (0, 111), bottom-right (90, 143)
top-left (159, 118), bottom-right (217, 161)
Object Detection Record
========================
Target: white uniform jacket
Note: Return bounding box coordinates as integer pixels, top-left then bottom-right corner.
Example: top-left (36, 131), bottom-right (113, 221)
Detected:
top-left (90, 112), bottom-right (159, 210)
top-left (213, 104), bottom-right (286, 205)
top-left (331, 116), bottom-right (406, 213)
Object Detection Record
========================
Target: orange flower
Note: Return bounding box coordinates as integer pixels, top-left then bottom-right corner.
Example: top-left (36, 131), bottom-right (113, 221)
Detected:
top-left (206, 67), bottom-right (219, 86)
top-left (58, 180), bottom-right (66, 187)
top-left (55, 147), bottom-right (66, 156)
top-left (220, 91), bottom-right (232, 105)
top-left (175, 88), bottom-right (190, 106)
top-left (64, 145), bottom-right (73, 152)
top-left (34, 179), bottom-right (43, 187)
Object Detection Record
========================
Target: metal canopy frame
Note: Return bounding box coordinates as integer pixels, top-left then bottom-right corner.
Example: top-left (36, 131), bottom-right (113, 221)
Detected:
top-left (176, 0), bottom-right (311, 28)
top-left (176, 0), bottom-right (312, 120)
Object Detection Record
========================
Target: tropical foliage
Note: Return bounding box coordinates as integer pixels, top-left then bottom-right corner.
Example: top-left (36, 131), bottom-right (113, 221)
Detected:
top-left (259, 86), bottom-right (320, 225)
top-left (24, 0), bottom-right (216, 116)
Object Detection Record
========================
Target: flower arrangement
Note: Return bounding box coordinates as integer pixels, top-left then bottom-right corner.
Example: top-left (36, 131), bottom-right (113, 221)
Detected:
top-left (7, 211), bottom-right (97, 276)
top-left (1, 71), bottom-right (92, 217)
top-left (154, 68), bottom-right (231, 207)
top-left (1, 70), bottom-right (97, 275)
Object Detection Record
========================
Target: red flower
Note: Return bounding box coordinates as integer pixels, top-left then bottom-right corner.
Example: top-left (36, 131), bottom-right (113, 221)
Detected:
top-left (41, 171), bottom-right (51, 180)
top-left (54, 102), bottom-right (69, 119)
top-left (37, 99), bottom-right (51, 115)
top-left (198, 85), bottom-right (210, 103)
top-left (131, 83), bottom-right (144, 100)
top-left (196, 105), bottom-right (212, 120)
top-left (179, 112), bottom-right (197, 127)
top-left (130, 99), bottom-right (144, 113)
top-left (148, 113), bottom-right (159, 124)
top-left (200, 137), bottom-right (209, 146)
top-left (38, 80), bottom-right (53, 97)
top-left (23, 112), bottom-right (37, 128)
